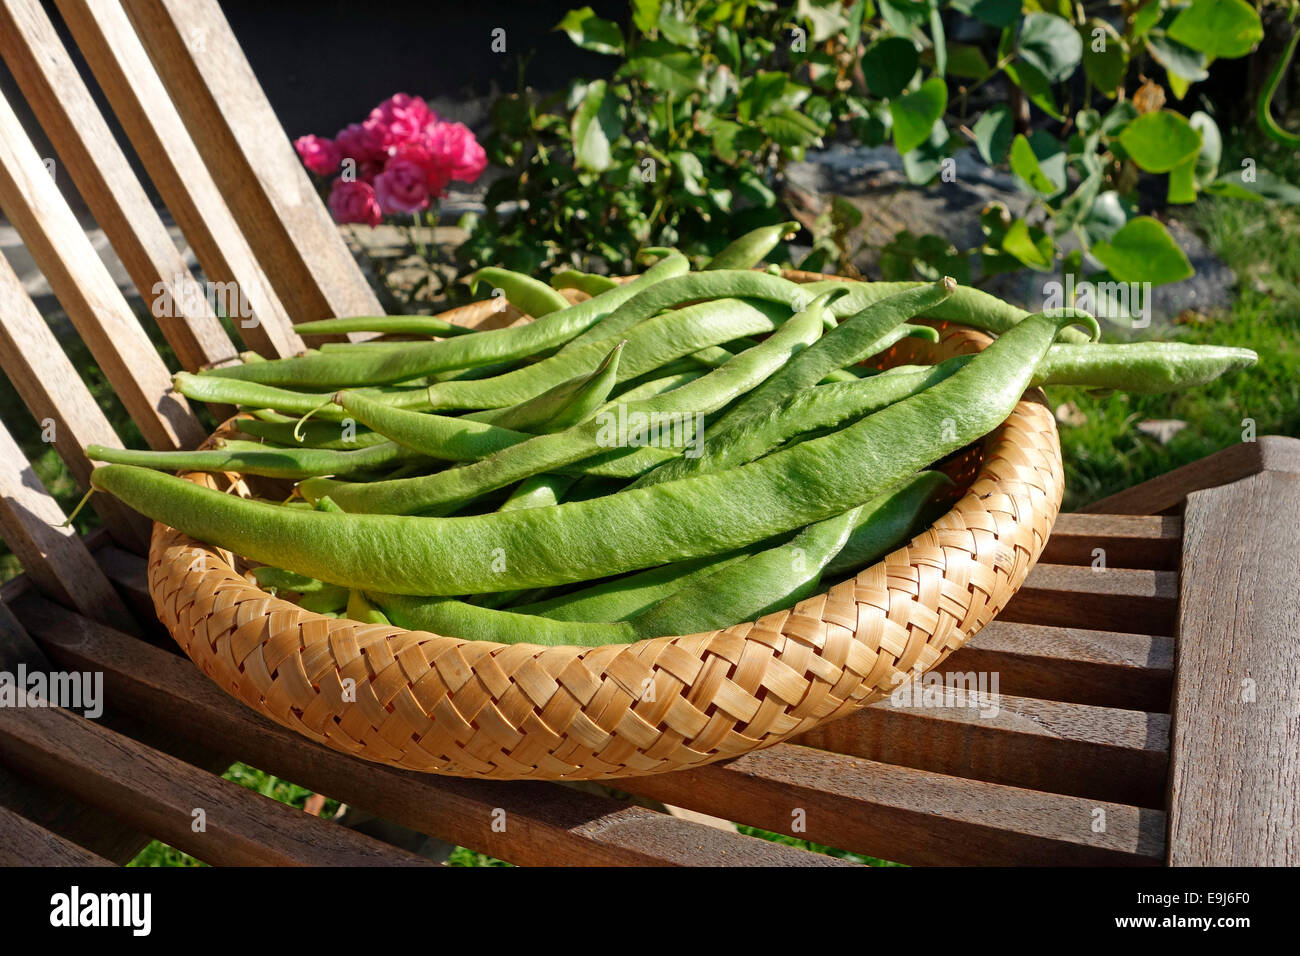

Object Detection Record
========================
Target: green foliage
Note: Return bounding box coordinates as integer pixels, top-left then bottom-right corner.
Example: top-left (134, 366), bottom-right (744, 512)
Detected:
top-left (460, 0), bottom-right (1296, 290)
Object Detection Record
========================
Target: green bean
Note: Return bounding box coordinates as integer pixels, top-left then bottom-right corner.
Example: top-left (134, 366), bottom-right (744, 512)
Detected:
top-left (297, 587), bottom-right (349, 614)
top-left (316, 496), bottom-right (344, 513)
top-left (1258, 25), bottom-right (1300, 148)
top-left (466, 341), bottom-right (624, 432)
top-left (705, 221), bottom-right (799, 270)
top-left (420, 297), bottom-right (792, 412)
top-left (293, 315), bottom-right (474, 337)
top-left (300, 299), bottom-right (830, 514)
top-left (85, 439), bottom-right (430, 481)
top-left (1030, 343), bottom-right (1257, 392)
top-left (234, 418), bottom-right (387, 450)
top-left (713, 279), bottom-right (955, 433)
top-left (551, 271), bottom-right (619, 295)
top-left (608, 368), bottom-right (705, 403)
top-left (633, 358), bottom-right (970, 488)
top-left (196, 254), bottom-right (687, 388)
top-left (511, 550), bottom-right (760, 622)
top-left (250, 566), bottom-right (337, 593)
top-left (822, 471), bottom-right (952, 577)
top-left (372, 592), bottom-right (633, 646)
top-left (497, 474), bottom-right (580, 513)
top-left (88, 309), bottom-right (1097, 597)
top-left (800, 278), bottom-right (1094, 344)
top-left (173, 372), bottom-right (428, 418)
top-left (469, 267), bottom-right (572, 317)
top-left (561, 269), bottom-right (811, 353)
top-left (345, 589), bottom-right (391, 625)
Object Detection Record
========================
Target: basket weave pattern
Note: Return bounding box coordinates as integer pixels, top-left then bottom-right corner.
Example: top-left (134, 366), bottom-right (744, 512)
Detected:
top-left (147, 316), bottom-right (1063, 780)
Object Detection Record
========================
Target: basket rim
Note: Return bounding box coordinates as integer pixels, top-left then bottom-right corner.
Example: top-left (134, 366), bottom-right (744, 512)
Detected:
top-left (146, 281), bottom-right (1064, 780)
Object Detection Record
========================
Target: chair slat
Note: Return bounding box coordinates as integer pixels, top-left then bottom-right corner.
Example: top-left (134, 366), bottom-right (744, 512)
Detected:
top-left (0, 804), bottom-right (114, 866)
top-left (793, 692), bottom-right (1170, 808)
top-left (52, 0), bottom-right (304, 359)
top-left (117, 0), bottom-right (383, 323)
top-left (944, 621), bottom-right (1173, 712)
top-left (0, 702), bottom-right (436, 866)
top-left (618, 743), bottom-right (1166, 866)
top-left (0, 0), bottom-right (238, 372)
top-left (1040, 513), bottom-right (1182, 570)
top-left (0, 90), bottom-right (203, 450)
top-left (1168, 468), bottom-right (1300, 866)
top-left (1002, 563), bottom-right (1179, 636)
top-left (0, 421), bottom-right (137, 633)
top-left (15, 595), bottom-right (848, 866)
top-left (0, 253), bottom-right (151, 551)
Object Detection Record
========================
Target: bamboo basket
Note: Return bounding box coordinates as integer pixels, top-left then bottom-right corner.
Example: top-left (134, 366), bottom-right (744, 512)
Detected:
top-left (147, 276), bottom-right (1063, 780)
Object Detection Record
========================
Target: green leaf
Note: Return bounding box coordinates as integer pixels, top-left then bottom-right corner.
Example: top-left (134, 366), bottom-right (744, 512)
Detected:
top-left (1056, 167), bottom-right (1105, 232)
top-left (1090, 216), bottom-right (1194, 283)
top-left (556, 7), bottom-right (624, 55)
top-left (1168, 0), bottom-right (1263, 59)
top-left (946, 43), bottom-right (991, 79)
top-left (759, 109), bottom-right (825, 151)
top-left (1004, 60), bottom-right (1063, 121)
top-left (1001, 218), bottom-right (1056, 271)
top-left (631, 0), bottom-right (662, 35)
top-left (570, 80), bottom-right (621, 172)
top-left (1018, 13), bottom-right (1083, 83)
top-left (878, 0), bottom-right (929, 35)
top-left (901, 121), bottom-right (953, 184)
top-left (621, 41), bottom-right (706, 96)
top-left (950, 0), bottom-right (1021, 29)
top-left (1167, 158), bottom-right (1197, 204)
top-left (737, 71), bottom-right (791, 120)
top-left (1100, 100), bottom-right (1138, 136)
top-left (890, 77), bottom-right (947, 154)
top-left (1118, 110), bottom-right (1202, 172)
top-left (1189, 111), bottom-right (1221, 187)
top-left (1206, 169), bottom-right (1300, 203)
top-left (796, 0), bottom-right (851, 42)
top-left (1010, 133), bottom-right (1064, 196)
top-left (1146, 33), bottom-right (1209, 83)
top-left (972, 104), bottom-right (1014, 164)
top-left (1133, 0), bottom-right (1162, 37)
top-left (928, 0), bottom-right (948, 77)
top-left (1080, 19), bottom-right (1127, 96)
top-left (706, 117), bottom-right (743, 162)
top-left (861, 36), bottom-right (919, 99)
top-left (1080, 190), bottom-right (1130, 244)
top-left (657, 4), bottom-right (699, 46)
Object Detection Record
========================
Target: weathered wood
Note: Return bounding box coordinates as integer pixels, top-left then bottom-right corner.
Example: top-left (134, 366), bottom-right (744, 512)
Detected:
top-left (0, 702), bottom-right (436, 866)
top-left (15, 595), bottom-right (848, 866)
top-left (1040, 513), bottom-right (1182, 570)
top-left (1002, 563), bottom-right (1178, 636)
top-left (0, 88), bottom-right (203, 450)
top-left (0, 0), bottom-right (237, 372)
top-left (943, 621), bottom-right (1173, 712)
top-left (1081, 436), bottom-right (1300, 515)
top-left (793, 691), bottom-right (1170, 807)
top-left (0, 422), bottom-right (138, 633)
top-left (0, 804), bottom-right (114, 866)
top-left (0, 252), bottom-right (151, 552)
top-left (54, 0), bottom-right (304, 359)
top-left (616, 744), bottom-right (1166, 866)
top-left (119, 0), bottom-right (383, 323)
top-left (1167, 469), bottom-right (1300, 866)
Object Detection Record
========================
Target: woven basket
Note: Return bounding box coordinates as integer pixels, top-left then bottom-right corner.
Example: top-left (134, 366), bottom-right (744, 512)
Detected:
top-left (147, 279), bottom-right (1063, 780)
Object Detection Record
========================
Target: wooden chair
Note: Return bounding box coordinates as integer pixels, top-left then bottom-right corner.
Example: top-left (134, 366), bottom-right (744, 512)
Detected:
top-left (1, 0), bottom-right (1296, 867)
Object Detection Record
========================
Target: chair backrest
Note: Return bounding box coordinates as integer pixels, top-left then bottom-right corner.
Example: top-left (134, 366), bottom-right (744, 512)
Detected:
top-left (0, 0), bottom-right (381, 622)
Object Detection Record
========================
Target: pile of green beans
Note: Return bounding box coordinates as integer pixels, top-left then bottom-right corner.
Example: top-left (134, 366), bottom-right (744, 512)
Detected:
top-left (85, 226), bottom-right (1257, 646)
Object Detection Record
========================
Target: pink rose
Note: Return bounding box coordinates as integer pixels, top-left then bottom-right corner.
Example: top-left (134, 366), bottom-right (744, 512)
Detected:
top-left (390, 142), bottom-right (451, 199)
top-left (294, 134), bottom-right (340, 176)
top-left (374, 157), bottom-right (432, 214)
top-left (369, 93), bottom-right (436, 149)
top-left (334, 119), bottom-right (387, 164)
top-left (425, 121), bottom-right (487, 183)
top-left (327, 178), bottom-right (382, 225)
